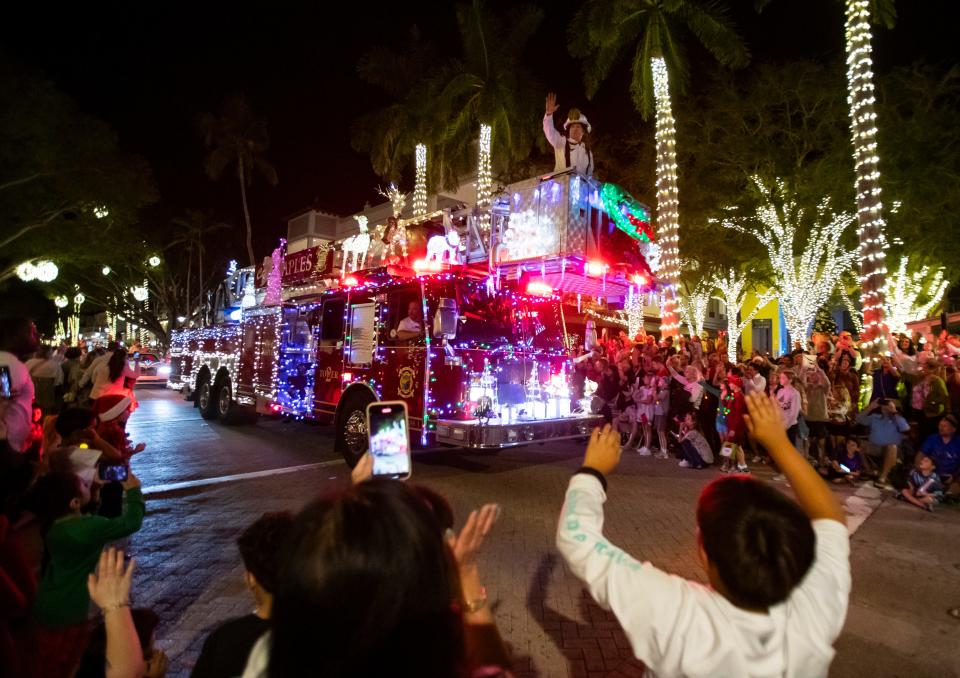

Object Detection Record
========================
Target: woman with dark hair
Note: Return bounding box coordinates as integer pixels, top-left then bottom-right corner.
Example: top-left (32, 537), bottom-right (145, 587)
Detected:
top-left (90, 349), bottom-right (139, 403)
top-left (242, 464), bottom-right (508, 678)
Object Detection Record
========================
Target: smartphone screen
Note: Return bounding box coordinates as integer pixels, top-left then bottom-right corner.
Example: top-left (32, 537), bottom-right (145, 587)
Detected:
top-left (367, 401), bottom-right (411, 479)
top-left (0, 365), bottom-right (11, 399)
top-left (101, 464), bottom-right (129, 482)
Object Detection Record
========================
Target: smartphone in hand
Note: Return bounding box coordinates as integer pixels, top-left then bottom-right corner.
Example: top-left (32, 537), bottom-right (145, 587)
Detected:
top-left (100, 463), bottom-right (129, 482)
top-left (366, 401), bottom-right (412, 480)
top-left (0, 365), bottom-right (12, 399)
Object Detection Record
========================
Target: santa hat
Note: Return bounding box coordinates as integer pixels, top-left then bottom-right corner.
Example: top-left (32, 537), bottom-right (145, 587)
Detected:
top-left (563, 108), bottom-right (592, 133)
top-left (727, 375), bottom-right (744, 389)
top-left (93, 394), bottom-right (132, 422)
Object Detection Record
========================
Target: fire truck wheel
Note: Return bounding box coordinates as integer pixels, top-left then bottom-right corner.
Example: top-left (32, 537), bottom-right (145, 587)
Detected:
top-left (197, 378), bottom-right (218, 420)
top-left (335, 391), bottom-right (374, 468)
top-left (216, 379), bottom-right (246, 424)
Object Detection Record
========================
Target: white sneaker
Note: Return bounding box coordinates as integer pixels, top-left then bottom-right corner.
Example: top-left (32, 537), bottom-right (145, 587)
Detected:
top-left (656, 452), bottom-right (669, 460)
top-left (678, 460), bottom-right (691, 468)
top-left (752, 455), bottom-right (763, 464)
top-left (637, 446), bottom-right (651, 456)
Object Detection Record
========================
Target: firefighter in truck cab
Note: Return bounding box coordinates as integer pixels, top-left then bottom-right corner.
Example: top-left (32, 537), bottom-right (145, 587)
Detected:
top-left (394, 301), bottom-right (423, 344)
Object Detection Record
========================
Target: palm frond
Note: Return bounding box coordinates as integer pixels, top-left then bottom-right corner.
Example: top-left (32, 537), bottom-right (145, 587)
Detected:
top-left (679, 0), bottom-right (750, 68)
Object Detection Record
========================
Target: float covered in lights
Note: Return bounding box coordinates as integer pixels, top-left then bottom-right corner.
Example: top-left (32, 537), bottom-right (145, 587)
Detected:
top-left (167, 135), bottom-right (661, 461)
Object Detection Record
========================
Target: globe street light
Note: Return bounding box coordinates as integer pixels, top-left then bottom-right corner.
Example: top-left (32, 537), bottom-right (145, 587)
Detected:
top-left (16, 262), bottom-right (36, 282)
top-left (16, 260), bottom-right (58, 283)
top-left (36, 261), bottom-right (59, 282)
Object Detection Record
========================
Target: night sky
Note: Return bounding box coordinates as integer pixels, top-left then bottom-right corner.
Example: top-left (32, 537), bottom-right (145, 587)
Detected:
top-left (2, 0), bottom-right (955, 260)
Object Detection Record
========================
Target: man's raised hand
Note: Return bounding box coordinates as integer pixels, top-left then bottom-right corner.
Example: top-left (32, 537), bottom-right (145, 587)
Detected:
top-left (583, 424), bottom-right (622, 476)
top-left (545, 92), bottom-right (560, 115)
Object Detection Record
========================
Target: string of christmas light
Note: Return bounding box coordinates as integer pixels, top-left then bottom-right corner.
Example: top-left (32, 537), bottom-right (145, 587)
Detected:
top-left (845, 0), bottom-right (888, 349)
top-left (413, 143), bottom-right (428, 218)
top-left (882, 256), bottom-right (947, 335)
top-left (477, 123), bottom-right (493, 239)
top-left (717, 177), bottom-right (858, 347)
top-left (651, 56), bottom-right (681, 337)
top-left (678, 280), bottom-right (711, 339)
top-left (710, 270), bottom-right (776, 364)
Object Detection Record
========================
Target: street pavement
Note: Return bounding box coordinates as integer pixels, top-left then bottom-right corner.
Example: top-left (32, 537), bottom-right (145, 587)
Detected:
top-left (127, 387), bottom-right (960, 678)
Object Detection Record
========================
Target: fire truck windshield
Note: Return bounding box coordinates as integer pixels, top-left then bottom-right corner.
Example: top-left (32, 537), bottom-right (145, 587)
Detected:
top-left (453, 291), bottom-right (565, 353)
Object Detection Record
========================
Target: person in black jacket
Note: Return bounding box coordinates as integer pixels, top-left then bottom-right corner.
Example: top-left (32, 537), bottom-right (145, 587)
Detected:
top-left (191, 512), bottom-right (294, 678)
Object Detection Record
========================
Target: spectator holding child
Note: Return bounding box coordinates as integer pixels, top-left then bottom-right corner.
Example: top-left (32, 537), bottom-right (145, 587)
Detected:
top-left (920, 414), bottom-right (960, 499)
top-left (557, 392), bottom-right (850, 677)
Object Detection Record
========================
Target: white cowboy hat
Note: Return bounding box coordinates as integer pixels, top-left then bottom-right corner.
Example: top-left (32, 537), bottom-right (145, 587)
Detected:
top-left (563, 108), bottom-right (592, 134)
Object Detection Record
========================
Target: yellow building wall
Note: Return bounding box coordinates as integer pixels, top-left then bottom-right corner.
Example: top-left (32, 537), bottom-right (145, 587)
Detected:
top-left (738, 288), bottom-right (784, 357)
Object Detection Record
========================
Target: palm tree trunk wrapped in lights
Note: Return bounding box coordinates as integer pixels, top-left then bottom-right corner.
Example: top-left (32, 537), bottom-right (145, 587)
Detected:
top-left (477, 123), bottom-right (493, 239)
top-left (845, 0), bottom-right (889, 350)
top-left (652, 57), bottom-right (681, 337)
top-left (413, 143), bottom-right (428, 218)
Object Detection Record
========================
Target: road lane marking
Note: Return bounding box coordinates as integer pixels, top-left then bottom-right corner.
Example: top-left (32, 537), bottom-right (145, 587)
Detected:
top-left (142, 459), bottom-right (344, 495)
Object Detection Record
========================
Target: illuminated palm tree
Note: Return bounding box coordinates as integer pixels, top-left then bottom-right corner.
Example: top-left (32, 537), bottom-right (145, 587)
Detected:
top-left (569, 0), bottom-right (748, 337)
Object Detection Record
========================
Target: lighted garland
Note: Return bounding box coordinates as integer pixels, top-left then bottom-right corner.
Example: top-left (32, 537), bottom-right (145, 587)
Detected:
top-left (600, 183), bottom-right (653, 242)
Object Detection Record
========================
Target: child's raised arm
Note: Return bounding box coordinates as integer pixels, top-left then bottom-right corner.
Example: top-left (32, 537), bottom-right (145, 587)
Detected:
top-left (744, 392), bottom-right (845, 525)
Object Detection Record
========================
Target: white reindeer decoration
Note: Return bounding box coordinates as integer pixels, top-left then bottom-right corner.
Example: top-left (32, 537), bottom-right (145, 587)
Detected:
top-left (426, 228), bottom-right (461, 264)
top-left (341, 216), bottom-right (371, 272)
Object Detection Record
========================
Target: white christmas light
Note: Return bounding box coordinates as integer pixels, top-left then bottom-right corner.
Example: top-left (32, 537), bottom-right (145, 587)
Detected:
top-left (477, 123), bottom-right (493, 238)
top-left (131, 285), bottom-right (149, 302)
top-left (73, 292), bottom-right (85, 306)
top-left (148, 255), bottom-right (161, 268)
top-left (882, 257), bottom-right (948, 334)
top-left (54, 295), bottom-right (69, 308)
top-left (93, 205), bottom-right (109, 219)
top-left (718, 177), bottom-right (858, 347)
top-left (102, 266), bottom-right (111, 276)
top-left (845, 0), bottom-right (888, 349)
top-left (413, 143), bottom-right (428, 218)
top-left (651, 57), bottom-right (681, 337)
top-left (710, 270), bottom-right (776, 364)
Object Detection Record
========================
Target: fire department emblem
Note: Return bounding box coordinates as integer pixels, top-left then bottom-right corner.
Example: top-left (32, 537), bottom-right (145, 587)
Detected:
top-left (397, 366), bottom-right (416, 399)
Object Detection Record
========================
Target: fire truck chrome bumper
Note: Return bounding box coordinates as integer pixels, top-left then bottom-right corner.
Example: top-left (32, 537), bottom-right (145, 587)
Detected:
top-left (434, 414), bottom-right (604, 449)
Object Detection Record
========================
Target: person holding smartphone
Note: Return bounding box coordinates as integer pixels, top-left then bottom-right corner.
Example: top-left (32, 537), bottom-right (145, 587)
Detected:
top-left (29, 470), bottom-right (145, 677)
top-left (240, 461), bottom-right (509, 678)
top-left (0, 318), bottom-right (40, 454)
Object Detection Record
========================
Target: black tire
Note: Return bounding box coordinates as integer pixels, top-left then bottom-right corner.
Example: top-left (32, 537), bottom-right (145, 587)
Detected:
top-left (334, 389), bottom-right (376, 468)
top-left (215, 379), bottom-right (245, 424)
top-left (197, 378), bottom-right (218, 420)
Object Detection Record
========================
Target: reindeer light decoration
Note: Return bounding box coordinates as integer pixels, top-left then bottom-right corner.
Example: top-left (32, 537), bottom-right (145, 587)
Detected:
top-left (341, 216), bottom-right (370, 272)
top-left (426, 228), bottom-right (461, 264)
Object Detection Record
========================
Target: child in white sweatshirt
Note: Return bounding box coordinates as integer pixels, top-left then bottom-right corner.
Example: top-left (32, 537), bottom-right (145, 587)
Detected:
top-left (557, 393), bottom-right (850, 678)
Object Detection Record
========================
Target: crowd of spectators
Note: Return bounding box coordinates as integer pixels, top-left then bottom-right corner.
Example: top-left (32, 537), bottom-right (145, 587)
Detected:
top-left (3, 311), bottom-right (959, 677)
top-left (572, 326), bottom-right (960, 506)
top-left (1, 318), bottom-right (151, 677)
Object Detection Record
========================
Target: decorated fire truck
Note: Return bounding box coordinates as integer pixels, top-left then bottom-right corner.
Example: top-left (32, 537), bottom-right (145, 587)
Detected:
top-left (167, 170), bottom-right (660, 465)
